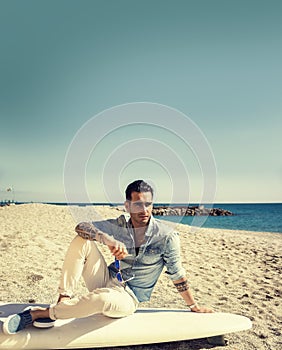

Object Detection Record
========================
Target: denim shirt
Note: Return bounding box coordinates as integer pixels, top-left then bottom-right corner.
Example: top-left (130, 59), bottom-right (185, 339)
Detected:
top-left (92, 214), bottom-right (186, 302)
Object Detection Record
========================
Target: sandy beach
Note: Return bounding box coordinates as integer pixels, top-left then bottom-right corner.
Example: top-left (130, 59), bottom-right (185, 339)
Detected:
top-left (0, 204), bottom-right (281, 350)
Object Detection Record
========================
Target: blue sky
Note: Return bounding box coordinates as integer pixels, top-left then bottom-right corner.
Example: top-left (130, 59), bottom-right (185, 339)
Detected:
top-left (0, 0), bottom-right (281, 203)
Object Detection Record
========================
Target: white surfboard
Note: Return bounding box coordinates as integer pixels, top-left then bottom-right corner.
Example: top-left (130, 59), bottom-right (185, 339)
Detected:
top-left (0, 303), bottom-right (252, 349)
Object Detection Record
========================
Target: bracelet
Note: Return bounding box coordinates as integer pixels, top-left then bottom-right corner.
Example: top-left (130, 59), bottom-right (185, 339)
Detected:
top-left (187, 303), bottom-right (198, 310)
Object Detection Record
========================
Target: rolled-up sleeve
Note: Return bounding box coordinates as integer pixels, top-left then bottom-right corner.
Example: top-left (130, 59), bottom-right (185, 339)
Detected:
top-left (163, 231), bottom-right (186, 281)
top-left (91, 218), bottom-right (116, 235)
top-left (91, 216), bottom-right (129, 241)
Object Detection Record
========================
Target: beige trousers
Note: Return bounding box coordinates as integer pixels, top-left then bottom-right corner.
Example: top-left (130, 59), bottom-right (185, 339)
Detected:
top-left (49, 236), bottom-right (138, 320)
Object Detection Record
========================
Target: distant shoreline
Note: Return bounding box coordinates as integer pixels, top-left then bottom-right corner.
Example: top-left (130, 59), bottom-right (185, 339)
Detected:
top-left (9, 201), bottom-right (282, 206)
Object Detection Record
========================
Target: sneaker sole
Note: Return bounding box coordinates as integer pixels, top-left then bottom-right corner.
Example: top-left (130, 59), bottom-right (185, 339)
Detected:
top-left (23, 305), bottom-right (55, 329)
top-left (2, 314), bottom-right (21, 335)
top-left (33, 320), bottom-right (55, 329)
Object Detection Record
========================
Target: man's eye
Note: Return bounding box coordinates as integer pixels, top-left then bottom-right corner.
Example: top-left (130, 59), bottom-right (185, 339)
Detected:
top-left (132, 202), bottom-right (141, 207)
top-left (132, 201), bottom-right (152, 208)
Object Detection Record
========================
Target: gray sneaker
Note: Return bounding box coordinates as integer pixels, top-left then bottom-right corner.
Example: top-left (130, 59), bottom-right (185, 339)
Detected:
top-left (24, 305), bottom-right (56, 329)
top-left (33, 317), bottom-right (55, 329)
top-left (2, 310), bottom-right (33, 335)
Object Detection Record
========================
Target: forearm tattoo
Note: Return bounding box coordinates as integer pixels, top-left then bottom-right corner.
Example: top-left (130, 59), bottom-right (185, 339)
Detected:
top-left (75, 222), bottom-right (103, 242)
top-left (174, 280), bottom-right (189, 292)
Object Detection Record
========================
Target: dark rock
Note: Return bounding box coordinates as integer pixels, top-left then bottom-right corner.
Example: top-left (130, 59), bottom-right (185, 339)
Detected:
top-left (28, 274), bottom-right (44, 283)
top-left (152, 205), bottom-right (234, 216)
top-left (238, 293), bottom-right (249, 299)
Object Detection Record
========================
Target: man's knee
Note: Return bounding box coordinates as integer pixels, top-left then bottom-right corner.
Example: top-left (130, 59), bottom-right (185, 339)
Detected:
top-left (100, 292), bottom-right (137, 318)
top-left (103, 303), bottom-right (136, 318)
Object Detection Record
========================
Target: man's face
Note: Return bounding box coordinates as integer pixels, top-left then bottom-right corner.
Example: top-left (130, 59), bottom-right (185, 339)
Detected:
top-left (125, 191), bottom-right (153, 228)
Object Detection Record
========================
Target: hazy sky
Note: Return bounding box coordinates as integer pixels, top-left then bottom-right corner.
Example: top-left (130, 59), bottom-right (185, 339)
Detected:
top-left (0, 0), bottom-right (281, 203)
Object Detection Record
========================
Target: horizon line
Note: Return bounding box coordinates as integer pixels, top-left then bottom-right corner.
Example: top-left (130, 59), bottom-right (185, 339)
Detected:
top-left (12, 201), bottom-right (282, 205)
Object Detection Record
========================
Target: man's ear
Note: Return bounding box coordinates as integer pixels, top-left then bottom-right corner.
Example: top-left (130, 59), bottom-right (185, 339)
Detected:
top-left (124, 200), bottom-right (130, 213)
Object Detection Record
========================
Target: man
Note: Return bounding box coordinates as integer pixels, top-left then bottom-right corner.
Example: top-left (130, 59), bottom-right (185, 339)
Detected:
top-left (3, 180), bottom-right (212, 335)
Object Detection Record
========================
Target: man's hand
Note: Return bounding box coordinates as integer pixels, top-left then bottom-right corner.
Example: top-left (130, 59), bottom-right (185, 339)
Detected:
top-left (189, 304), bottom-right (213, 313)
top-left (106, 238), bottom-right (128, 260)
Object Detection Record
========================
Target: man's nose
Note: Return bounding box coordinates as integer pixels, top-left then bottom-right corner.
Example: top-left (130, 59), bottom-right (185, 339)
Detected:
top-left (139, 204), bottom-right (147, 212)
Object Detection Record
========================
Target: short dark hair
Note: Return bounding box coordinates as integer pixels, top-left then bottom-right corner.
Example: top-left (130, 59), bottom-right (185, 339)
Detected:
top-left (125, 180), bottom-right (154, 201)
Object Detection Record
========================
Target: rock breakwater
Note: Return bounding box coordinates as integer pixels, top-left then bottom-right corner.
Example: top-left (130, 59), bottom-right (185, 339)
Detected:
top-left (152, 206), bottom-right (233, 216)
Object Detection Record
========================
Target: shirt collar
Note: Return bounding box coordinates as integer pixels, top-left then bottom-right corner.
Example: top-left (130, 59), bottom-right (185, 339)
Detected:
top-left (126, 214), bottom-right (156, 237)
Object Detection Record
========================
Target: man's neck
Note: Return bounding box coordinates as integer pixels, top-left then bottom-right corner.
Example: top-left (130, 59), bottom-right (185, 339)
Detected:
top-left (133, 227), bottom-right (146, 250)
top-left (129, 221), bottom-right (148, 247)
top-left (133, 225), bottom-right (147, 236)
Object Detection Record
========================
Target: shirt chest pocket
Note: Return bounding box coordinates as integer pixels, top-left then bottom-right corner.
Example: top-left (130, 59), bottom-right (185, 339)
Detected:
top-left (142, 246), bottom-right (163, 264)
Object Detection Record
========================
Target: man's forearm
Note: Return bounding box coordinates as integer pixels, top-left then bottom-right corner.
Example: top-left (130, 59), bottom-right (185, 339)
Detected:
top-left (173, 277), bottom-right (198, 310)
top-left (75, 222), bottom-right (110, 244)
top-left (75, 222), bottom-right (128, 260)
top-left (173, 277), bottom-right (213, 313)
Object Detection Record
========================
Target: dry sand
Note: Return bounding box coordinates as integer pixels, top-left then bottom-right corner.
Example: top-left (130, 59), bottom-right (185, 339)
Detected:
top-left (0, 203), bottom-right (281, 350)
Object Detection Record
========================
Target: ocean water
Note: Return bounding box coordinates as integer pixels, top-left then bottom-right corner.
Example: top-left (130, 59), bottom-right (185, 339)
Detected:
top-left (154, 203), bottom-right (282, 234)
top-left (18, 201), bottom-right (282, 234)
